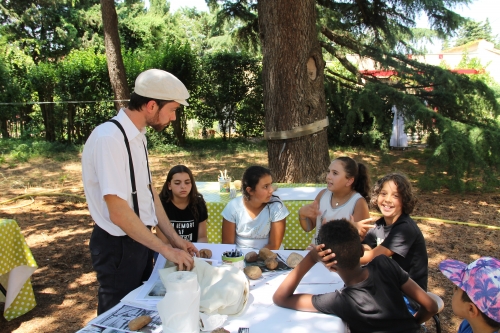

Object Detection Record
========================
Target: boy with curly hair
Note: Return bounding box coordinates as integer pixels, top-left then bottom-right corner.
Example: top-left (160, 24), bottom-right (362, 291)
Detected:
top-left (358, 172), bottom-right (428, 291)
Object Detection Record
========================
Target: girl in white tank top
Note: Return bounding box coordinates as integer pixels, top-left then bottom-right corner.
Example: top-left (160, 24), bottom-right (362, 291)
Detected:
top-left (298, 157), bottom-right (371, 245)
top-left (312, 190), bottom-right (363, 244)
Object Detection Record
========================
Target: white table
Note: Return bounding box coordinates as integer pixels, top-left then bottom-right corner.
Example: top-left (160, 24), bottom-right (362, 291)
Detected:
top-left (79, 243), bottom-right (346, 333)
top-left (196, 182), bottom-right (323, 203)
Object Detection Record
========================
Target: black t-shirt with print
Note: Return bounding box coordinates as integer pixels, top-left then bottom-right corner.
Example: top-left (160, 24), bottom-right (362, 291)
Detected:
top-left (162, 199), bottom-right (208, 242)
top-left (363, 213), bottom-right (428, 291)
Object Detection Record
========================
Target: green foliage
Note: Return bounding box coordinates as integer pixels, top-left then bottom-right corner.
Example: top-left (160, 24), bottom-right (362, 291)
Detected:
top-left (149, 0), bottom-right (169, 15)
top-left (0, 54), bottom-right (20, 138)
top-left (423, 114), bottom-right (500, 192)
top-left (0, 138), bottom-right (80, 163)
top-left (27, 55), bottom-right (113, 143)
top-left (29, 61), bottom-right (60, 141)
top-left (325, 64), bottom-right (393, 149)
top-left (0, 45), bottom-right (35, 139)
top-left (146, 127), bottom-right (182, 154)
top-left (206, 0), bottom-right (260, 54)
top-left (170, 136), bottom-right (267, 154)
top-left (124, 39), bottom-right (200, 143)
top-left (117, 1), bottom-right (171, 50)
top-left (0, 0), bottom-right (100, 63)
top-left (454, 19), bottom-right (499, 48)
top-left (198, 50), bottom-right (263, 139)
top-left (57, 48), bottom-right (115, 143)
top-left (166, 8), bottom-right (238, 56)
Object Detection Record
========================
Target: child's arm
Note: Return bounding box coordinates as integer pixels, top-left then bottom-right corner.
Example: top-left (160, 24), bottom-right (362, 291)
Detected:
top-left (298, 190), bottom-right (325, 232)
top-left (350, 215), bottom-right (374, 240)
top-left (221, 218), bottom-right (236, 244)
top-left (362, 244), bottom-right (372, 251)
top-left (273, 252), bottom-right (319, 312)
top-left (197, 220), bottom-right (208, 243)
top-left (360, 245), bottom-right (394, 265)
top-left (318, 244), bottom-right (393, 270)
top-left (351, 198), bottom-right (371, 235)
top-left (400, 278), bottom-right (438, 324)
top-left (266, 218), bottom-right (286, 250)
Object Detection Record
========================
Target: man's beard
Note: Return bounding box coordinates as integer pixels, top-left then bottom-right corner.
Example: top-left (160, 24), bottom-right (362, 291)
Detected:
top-left (148, 110), bottom-right (170, 132)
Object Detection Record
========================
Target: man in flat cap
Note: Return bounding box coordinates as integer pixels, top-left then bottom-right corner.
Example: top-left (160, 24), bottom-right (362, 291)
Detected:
top-left (82, 69), bottom-right (198, 314)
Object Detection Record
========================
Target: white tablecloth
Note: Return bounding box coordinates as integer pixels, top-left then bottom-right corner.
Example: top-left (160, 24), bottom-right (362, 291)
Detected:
top-left (196, 182), bottom-right (323, 203)
top-left (81, 243), bottom-right (346, 333)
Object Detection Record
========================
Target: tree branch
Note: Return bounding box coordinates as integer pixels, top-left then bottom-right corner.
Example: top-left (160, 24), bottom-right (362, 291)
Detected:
top-left (320, 40), bottom-right (363, 84)
top-left (325, 67), bottom-right (359, 86)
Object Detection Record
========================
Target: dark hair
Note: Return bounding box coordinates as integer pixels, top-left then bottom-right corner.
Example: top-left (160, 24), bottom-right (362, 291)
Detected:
top-left (334, 157), bottom-right (370, 202)
top-left (370, 173), bottom-right (417, 214)
top-left (159, 165), bottom-right (206, 222)
top-left (128, 92), bottom-right (172, 111)
top-left (317, 219), bottom-right (362, 270)
top-left (241, 165), bottom-right (281, 204)
top-left (461, 289), bottom-right (500, 329)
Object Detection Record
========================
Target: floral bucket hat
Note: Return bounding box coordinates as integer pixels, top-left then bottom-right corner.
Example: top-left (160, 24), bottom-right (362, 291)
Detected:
top-left (439, 257), bottom-right (500, 323)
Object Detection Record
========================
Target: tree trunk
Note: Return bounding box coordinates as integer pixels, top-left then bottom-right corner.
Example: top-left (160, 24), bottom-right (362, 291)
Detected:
top-left (40, 94), bottom-right (56, 142)
top-left (0, 119), bottom-right (9, 138)
top-left (100, 0), bottom-right (130, 112)
top-left (258, 0), bottom-right (330, 183)
top-left (67, 103), bottom-right (75, 144)
top-left (172, 107), bottom-right (186, 146)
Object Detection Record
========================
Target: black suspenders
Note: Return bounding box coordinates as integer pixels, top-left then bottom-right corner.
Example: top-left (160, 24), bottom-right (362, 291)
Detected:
top-left (107, 119), bottom-right (154, 218)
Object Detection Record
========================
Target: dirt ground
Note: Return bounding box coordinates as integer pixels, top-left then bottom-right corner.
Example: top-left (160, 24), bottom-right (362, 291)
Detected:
top-left (0, 153), bottom-right (499, 333)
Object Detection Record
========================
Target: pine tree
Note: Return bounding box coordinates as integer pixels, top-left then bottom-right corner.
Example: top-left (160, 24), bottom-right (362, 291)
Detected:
top-left (454, 19), bottom-right (498, 47)
top-left (208, 0), bottom-right (500, 190)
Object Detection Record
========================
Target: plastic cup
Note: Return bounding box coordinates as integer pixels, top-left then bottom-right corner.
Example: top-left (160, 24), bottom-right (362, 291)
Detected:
top-left (221, 253), bottom-right (245, 270)
top-left (219, 177), bottom-right (231, 193)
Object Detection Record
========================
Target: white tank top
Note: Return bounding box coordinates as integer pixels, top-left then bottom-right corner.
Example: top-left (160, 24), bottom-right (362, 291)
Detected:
top-left (312, 190), bottom-right (363, 244)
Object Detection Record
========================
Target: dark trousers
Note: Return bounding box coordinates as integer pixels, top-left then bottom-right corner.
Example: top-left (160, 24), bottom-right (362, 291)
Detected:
top-left (89, 224), bottom-right (153, 315)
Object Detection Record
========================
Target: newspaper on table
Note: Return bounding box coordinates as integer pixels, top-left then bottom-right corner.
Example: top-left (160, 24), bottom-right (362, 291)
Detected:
top-left (80, 304), bottom-right (162, 333)
top-left (76, 325), bottom-right (123, 332)
top-left (134, 255), bottom-right (171, 304)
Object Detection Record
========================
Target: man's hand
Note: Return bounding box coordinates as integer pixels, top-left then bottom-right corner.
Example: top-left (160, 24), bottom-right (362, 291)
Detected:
top-left (351, 215), bottom-right (375, 239)
top-left (162, 246), bottom-right (195, 271)
top-left (183, 240), bottom-right (199, 257)
top-left (307, 243), bottom-right (338, 272)
top-left (171, 237), bottom-right (199, 257)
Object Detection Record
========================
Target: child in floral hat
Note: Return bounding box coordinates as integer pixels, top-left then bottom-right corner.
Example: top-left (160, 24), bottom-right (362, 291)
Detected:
top-left (439, 257), bottom-right (500, 333)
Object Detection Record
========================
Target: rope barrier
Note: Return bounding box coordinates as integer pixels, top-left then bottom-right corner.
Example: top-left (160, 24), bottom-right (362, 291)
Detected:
top-left (0, 192), bottom-right (86, 206)
top-left (0, 99), bottom-right (129, 106)
top-left (0, 193), bottom-right (498, 230)
top-left (370, 212), bottom-right (500, 230)
top-left (0, 197), bottom-right (34, 210)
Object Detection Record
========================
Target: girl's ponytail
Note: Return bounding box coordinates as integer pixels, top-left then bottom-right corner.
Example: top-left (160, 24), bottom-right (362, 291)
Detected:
top-left (335, 156), bottom-right (371, 202)
top-left (353, 162), bottom-right (371, 202)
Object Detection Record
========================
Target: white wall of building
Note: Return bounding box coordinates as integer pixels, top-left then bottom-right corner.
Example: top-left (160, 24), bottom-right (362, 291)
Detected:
top-left (343, 40), bottom-right (500, 83)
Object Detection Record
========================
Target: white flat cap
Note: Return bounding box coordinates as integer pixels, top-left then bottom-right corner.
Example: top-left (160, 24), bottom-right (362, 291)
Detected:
top-left (134, 69), bottom-right (190, 106)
